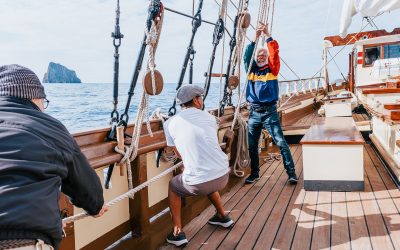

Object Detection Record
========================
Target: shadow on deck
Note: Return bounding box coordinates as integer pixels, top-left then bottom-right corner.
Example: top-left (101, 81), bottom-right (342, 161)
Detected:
top-left (160, 144), bottom-right (400, 250)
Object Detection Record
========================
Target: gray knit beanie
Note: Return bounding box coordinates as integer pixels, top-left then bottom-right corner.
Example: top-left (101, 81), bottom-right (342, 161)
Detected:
top-left (0, 64), bottom-right (46, 99)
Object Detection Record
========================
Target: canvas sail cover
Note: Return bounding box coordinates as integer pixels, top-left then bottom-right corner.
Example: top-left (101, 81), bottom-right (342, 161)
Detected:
top-left (339, 0), bottom-right (400, 38)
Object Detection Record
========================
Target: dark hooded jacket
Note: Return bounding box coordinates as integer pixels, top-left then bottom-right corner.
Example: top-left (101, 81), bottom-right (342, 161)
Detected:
top-left (0, 96), bottom-right (103, 249)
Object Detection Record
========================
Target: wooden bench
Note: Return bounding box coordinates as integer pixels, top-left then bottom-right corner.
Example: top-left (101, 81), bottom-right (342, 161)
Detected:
top-left (300, 117), bottom-right (365, 191)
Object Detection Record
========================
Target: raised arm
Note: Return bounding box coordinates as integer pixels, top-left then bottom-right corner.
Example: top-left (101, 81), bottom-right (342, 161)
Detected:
top-left (243, 42), bottom-right (256, 72)
top-left (266, 37), bottom-right (280, 76)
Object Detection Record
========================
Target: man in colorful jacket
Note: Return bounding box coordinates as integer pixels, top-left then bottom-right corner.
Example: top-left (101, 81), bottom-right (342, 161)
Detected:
top-left (243, 24), bottom-right (298, 184)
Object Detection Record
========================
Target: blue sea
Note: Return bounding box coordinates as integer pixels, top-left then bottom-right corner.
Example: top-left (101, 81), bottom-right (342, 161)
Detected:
top-left (43, 83), bottom-right (226, 133)
top-left (43, 81), bottom-right (323, 133)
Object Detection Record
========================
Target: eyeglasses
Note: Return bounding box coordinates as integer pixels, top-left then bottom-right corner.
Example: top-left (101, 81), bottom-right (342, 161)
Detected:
top-left (43, 98), bottom-right (50, 109)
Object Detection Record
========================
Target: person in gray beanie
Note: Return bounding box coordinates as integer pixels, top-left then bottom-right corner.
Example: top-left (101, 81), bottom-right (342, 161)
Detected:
top-left (163, 84), bottom-right (234, 247)
top-left (0, 64), bottom-right (107, 250)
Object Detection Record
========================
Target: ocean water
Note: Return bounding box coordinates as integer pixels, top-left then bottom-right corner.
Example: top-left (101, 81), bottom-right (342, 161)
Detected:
top-left (44, 81), bottom-right (323, 133)
top-left (44, 82), bottom-right (226, 133)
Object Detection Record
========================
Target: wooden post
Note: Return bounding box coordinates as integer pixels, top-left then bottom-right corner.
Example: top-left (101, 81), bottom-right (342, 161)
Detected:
top-left (59, 194), bottom-right (75, 250)
top-left (116, 126), bottom-right (126, 176)
top-left (130, 154), bottom-right (150, 236)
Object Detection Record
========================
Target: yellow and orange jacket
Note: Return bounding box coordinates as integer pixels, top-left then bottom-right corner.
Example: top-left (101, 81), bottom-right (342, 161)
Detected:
top-left (243, 37), bottom-right (280, 108)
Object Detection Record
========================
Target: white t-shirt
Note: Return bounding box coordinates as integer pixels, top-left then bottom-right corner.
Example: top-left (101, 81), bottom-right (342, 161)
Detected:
top-left (164, 108), bottom-right (229, 185)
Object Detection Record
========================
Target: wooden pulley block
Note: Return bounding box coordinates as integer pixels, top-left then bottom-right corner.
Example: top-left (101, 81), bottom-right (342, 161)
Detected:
top-left (222, 129), bottom-right (235, 154)
top-left (240, 12), bottom-right (251, 29)
top-left (143, 70), bottom-right (164, 95)
top-left (228, 75), bottom-right (240, 90)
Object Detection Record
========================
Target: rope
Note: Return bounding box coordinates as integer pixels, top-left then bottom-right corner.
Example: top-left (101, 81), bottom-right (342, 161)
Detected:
top-left (144, 3), bottom-right (164, 95)
top-left (269, 0), bottom-right (276, 34)
top-left (151, 108), bottom-right (178, 163)
top-left (232, 115), bottom-right (250, 177)
top-left (231, 0), bottom-right (269, 131)
top-left (62, 161), bottom-right (183, 224)
top-left (117, 0), bottom-right (164, 189)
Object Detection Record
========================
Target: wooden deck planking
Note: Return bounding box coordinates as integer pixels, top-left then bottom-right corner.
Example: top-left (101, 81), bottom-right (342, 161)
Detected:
top-left (345, 191), bottom-right (372, 249)
top-left (159, 144), bottom-right (400, 250)
top-left (185, 158), bottom-right (285, 248)
top-left (364, 147), bottom-right (400, 249)
top-left (310, 191), bottom-right (332, 250)
top-left (198, 146), bottom-right (302, 250)
top-left (291, 190), bottom-right (318, 250)
top-left (230, 147), bottom-right (302, 250)
top-left (252, 156), bottom-right (304, 249)
top-left (330, 192), bottom-right (351, 250)
top-left (360, 149), bottom-right (394, 249)
top-left (182, 147), bottom-right (298, 250)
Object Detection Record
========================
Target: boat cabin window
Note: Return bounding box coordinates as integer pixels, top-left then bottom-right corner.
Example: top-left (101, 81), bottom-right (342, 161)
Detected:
top-left (384, 43), bottom-right (400, 59)
top-left (364, 46), bottom-right (381, 66)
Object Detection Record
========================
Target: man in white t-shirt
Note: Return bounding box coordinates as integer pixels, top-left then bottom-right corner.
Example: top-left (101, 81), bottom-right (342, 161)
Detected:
top-left (164, 85), bottom-right (234, 247)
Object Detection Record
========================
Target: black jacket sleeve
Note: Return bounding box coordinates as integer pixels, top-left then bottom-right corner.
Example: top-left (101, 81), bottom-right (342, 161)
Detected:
top-left (61, 140), bottom-right (104, 215)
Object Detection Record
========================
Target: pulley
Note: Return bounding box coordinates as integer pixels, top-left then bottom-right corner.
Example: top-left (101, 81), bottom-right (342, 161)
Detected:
top-left (142, 69), bottom-right (164, 95)
top-left (228, 75), bottom-right (240, 90)
top-left (240, 12), bottom-right (251, 29)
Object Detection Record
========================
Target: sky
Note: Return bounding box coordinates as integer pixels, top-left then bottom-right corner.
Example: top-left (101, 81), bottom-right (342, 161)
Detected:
top-left (0, 0), bottom-right (399, 84)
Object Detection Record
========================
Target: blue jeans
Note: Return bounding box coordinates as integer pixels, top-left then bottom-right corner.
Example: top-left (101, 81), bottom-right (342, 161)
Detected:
top-left (248, 105), bottom-right (295, 176)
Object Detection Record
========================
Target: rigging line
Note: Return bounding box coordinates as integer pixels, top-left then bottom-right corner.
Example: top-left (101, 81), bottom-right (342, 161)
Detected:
top-left (164, 7), bottom-right (218, 27)
top-left (213, 0), bottom-right (257, 45)
top-left (365, 16), bottom-right (379, 30)
top-left (108, 0), bottom-right (124, 140)
top-left (167, 0), bottom-right (204, 116)
top-left (327, 50), bottom-right (347, 82)
top-left (269, 0), bottom-right (275, 34)
top-left (218, 1), bottom-right (228, 118)
top-left (228, 0), bottom-right (297, 77)
top-left (309, 14), bottom-right (380, 80)
top-left (203, 0), bottom-right (228, 101)
top-left (164, 6), bottom-right (232, 38)
top-left (280, 56), bottom-right (302, 80)
top-left (229, 0), bottom-right (256, 31)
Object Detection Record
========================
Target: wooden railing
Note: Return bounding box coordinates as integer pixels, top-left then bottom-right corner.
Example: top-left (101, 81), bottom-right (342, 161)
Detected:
top-left (279, 77), bottom-right (325, 97)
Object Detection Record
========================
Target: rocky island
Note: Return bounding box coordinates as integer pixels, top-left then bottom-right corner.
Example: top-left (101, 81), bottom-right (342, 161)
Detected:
top-left (43, 62), bottom-right (81, 83)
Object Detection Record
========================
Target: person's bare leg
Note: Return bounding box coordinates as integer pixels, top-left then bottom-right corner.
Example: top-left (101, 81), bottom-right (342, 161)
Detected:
top-left (168, 187), bottom-right (182, 234)
top-left (207, 191), bottom-right (225, 217)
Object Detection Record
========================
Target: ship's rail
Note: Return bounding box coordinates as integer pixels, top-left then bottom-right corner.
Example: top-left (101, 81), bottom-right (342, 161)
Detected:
top-left (278, 77), bottom-right (325, 97)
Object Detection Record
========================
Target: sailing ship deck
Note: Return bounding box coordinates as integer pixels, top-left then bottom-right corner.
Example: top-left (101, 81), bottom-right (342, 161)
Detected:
top-left (160, 143), bottom-right (400, 250)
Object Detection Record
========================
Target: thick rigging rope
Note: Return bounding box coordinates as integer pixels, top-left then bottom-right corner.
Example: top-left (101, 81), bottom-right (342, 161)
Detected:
top-left (229, 0), bottom-right (271, 177)
top-left (119, 0), bottom-right (163, 128)
top-left (121, 0), bottom-right (165, 188)
top-left (107, 0), bottom-right (164, 192)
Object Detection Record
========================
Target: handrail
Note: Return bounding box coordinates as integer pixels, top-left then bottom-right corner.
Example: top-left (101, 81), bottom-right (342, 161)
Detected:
top-left (278, 77), bottom-right (329, 97)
